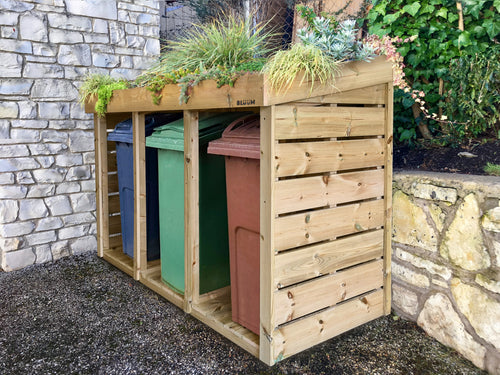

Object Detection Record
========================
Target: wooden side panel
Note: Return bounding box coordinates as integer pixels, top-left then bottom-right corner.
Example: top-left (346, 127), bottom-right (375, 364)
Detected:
top-left (259, 106), bottom-right (276, 365)
top-left (274, 169), bottom-right (384, 215)
top-left (274, 199), bottom-right (384, 251)
top-left (296, 84), bottom-right (386, 105)
top-left (273, 289), bottom-right (384, 360)
top-left (184, 110), bottom-right (200, 312)
top-left (274, 229), bottom-right (384, 288)
top-left (133, 112), bottom-right (146, 281)
top-left (275, 106), bottom-right (385, 140)
top-left (94, 116), bottom-right (108, 257)
top-left (274, 260), bottom-right (383, 325)
top-left (384, 83), bottom-right (394, 315)
top-left (275, 138), bottom-right (385, 177)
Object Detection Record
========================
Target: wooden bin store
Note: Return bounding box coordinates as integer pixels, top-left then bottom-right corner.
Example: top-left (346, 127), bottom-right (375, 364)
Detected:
top-left (87, 56), bottom-right (393, 365)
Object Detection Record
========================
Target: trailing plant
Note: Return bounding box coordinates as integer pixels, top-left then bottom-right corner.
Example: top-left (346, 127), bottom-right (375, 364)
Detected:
top-left (78, 74), bottom-right (129, 117)
top-left (263, 43), bottom-right (340, 93)
top-left (365, 0), bottom-right (500, 144)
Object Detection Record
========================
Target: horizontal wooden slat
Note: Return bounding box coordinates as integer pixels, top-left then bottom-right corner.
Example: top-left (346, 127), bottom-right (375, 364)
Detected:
top-left (275, 106), bottom-right (385, 140)
top-left (273, 289), bottom-right (384, 361)
top-left (274, 260), bottom-right (383, 325)
top-left (275, 169), bottom-right (384, 214)
top-left (108, 173), bottom-right (119, 193)
top-left (274, 199), bottom-right (384, 251)
top-left (107, 152), bottom-right (117, 169)
top-left (108, 194), bottom-right (121, 214)
top-left (275, 138), bottom-right (385, 177)
top-left (103, 248), bottom-right (133, 277)
top-left (108, 234), bottom-right (123, 250)
top-left (108, 214), bottom-right (121, 235)
top-left (274, 229), bottom-right (384, 287)
top-left (295, 84), bottom-right (386, 105)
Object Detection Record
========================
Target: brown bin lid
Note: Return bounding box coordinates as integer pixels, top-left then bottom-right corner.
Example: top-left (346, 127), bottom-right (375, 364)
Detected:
top-left (207, 114), bottom-right (260, 159)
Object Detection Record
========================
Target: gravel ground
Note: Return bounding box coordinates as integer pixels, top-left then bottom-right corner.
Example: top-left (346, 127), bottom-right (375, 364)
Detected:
top-left (0, 253), bottom-right (487, 375)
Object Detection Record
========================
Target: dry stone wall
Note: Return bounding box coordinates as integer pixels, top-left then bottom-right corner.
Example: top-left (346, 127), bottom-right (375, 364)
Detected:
top-left (392, 171), bottom-right (500, 373)
top-left (0, 0), bottom-right (160, 271)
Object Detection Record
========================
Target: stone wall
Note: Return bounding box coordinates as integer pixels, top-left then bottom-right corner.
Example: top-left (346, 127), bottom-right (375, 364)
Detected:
top-left (392, 171), bottom-right (500, 373)
top-left (0, 0), bottom-right (160, 271)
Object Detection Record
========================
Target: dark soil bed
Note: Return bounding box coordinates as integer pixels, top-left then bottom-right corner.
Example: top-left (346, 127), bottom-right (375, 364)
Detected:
top-left (0, 253), bottom-right (486, 374)
top-left (394, 138), bottom-right (500, 175)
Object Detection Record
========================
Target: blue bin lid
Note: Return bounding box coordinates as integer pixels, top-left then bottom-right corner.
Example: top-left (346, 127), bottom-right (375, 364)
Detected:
top-left (107, 114), bottom-right (180, 144)
top-left (146, 112), bottom-right (251, 151)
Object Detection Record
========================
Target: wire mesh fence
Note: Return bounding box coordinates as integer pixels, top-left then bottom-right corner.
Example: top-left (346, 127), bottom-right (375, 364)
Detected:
top-left (159, 0), bottom-right (369, 46)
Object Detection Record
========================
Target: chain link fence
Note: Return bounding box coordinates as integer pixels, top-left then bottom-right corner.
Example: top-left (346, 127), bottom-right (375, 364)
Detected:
top-left (159, 0), bottom-right (369, 46)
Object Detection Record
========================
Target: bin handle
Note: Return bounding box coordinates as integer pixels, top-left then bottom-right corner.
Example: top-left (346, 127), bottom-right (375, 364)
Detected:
top-left (222, 114), bottom-right (260, 136)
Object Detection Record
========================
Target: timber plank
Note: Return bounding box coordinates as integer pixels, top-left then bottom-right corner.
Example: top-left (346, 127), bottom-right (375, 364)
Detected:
top-left (295, 84), bottom-right (386, 105)
top-left (274, 169), bottom-right (384, 214)
top-left (274, 199), bottom-right (384, 251)
top-left (140, 266), bottom-right (184, 309)
top-left (274, 229), bottom-right (384, 288)
top-left (103, 248), bottom-right (134, 277)
top-left (274, 260), bottom-right (383, 325)
top-left (275, 138), bottom-right (385, 177)
top-left (275, 106), bottom-right (385, 140)
top-left (273, 289), bottom-right (384, 361)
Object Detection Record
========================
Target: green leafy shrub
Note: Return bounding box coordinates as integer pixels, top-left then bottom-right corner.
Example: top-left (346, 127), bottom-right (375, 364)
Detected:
top-left (484, 162), bottom-right (500, 176)
top-left (444, 49), bottom-right (500, 139)
top-left (366, 0), bottom-right (500, 144)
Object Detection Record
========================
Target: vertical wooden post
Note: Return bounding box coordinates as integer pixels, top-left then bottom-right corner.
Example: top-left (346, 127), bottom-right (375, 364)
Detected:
top-left (383, 83), bottom-right (394, 315)
top-left (133, 112), bottom-right (147, 281)
top-left (184, 110), bottom-right (200, 313)
top-left (259, 106), bottom-right (276, 365)
top-left (94, 115), bottom-right (109, 257)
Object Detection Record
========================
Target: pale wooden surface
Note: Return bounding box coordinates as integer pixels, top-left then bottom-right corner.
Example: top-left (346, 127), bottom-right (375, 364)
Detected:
top-left (273, 289), bottom-right (384, 359)
top-left (295, 84), bottom-right (387, 105)
top-left (140, 264), bottom-right (184, 309)
top-left (274, 199), bottom-right (385, 251)
top-left (274, 229), bottom-right (384, 288)
top-left (184, 111), bottom-right (200, 312)
top-left (132, 112), bottom-right (147, 281)
top-left (103, 248), bottom-right (134, 278)
top-left (274, 169), bottom-right (385, 214)
top-left (384, 83), bottom-right (394, 315)
top-left (275, 105), bottom-right (385, 139)
top-left (94, 116), bottom-right (108, 257)
top-left (275, 138), bottom-right (386, 177)
top-left (259, 106), bottom-right (276, 365)
top-left (274, 259), bottom-right (383, 325)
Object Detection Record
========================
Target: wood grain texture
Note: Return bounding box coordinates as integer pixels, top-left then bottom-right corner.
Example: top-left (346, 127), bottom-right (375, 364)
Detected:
top-left (184, 110), bottom-right (200, 313)
top-left (274, 229), bottom-right (384, 288)
top-left (274, 169), bottom-right (384, 214)
top-left (94, 116), bottom-right (108, 257)
top-left (275, 106), bottom-right (385, 140)
top-left (383, 83), bottom-right (394, 315)
top-left (294, 84), bottom-right (387, 105)
top-left (132, 112), bottom-right (146, 281)
top-left (274, 199), bottom-right (384, 251)
top-left (275, 138), bottom-right (385, 177)
top-left (273, 289), bottom-right (384, 361)
top-left (274, 260), bottom-right (383, 325)
top-left (259, 106), bottom-right (276, 365)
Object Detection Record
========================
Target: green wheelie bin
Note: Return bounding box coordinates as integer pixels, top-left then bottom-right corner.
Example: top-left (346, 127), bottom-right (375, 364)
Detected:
top-left (146, 112), bottom-right (246, 294)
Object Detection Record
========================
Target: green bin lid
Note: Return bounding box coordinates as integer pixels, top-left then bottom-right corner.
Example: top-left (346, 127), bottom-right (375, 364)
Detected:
top-left (146, 112), bottom-right (249, 151)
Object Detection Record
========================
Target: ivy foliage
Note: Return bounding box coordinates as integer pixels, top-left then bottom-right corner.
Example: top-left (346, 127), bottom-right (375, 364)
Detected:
top-left (366, 0), bottom-right (500, 144)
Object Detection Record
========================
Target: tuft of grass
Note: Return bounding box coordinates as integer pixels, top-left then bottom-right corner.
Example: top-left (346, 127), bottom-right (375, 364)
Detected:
top-left (263, 43), bottom-right (340, 94)
top-left (140, 13), bottom-right (273, 82)
top-left (484, 162), bottom-right (500, 176)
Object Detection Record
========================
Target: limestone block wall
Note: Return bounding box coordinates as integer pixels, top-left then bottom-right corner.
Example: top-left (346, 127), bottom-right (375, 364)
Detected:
top-left (392, 171), bottom-right (500, 373)
top-left (0, 0), bottom-right (160, 271)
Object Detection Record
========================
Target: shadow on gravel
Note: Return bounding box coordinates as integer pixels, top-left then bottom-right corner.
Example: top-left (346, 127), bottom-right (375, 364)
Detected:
top-left (0, 253), bottom-right (486, 375)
